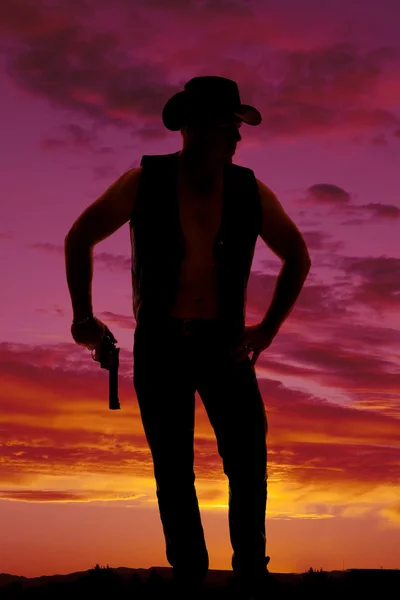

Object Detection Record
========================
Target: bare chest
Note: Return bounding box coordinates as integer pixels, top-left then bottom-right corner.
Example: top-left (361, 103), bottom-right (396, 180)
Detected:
top-left (177, 177), bottom-right (223, 252)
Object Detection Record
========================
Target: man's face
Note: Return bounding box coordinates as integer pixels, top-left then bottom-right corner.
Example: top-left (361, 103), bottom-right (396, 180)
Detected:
top-left (183, 113), bottom-right (243, 162)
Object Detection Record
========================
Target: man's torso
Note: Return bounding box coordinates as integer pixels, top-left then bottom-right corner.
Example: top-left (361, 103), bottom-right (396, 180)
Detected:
top-left (169, 169), bottom-right (224, 319)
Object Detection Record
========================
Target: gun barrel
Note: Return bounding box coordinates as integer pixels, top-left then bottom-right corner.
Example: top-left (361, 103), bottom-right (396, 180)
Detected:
top-left (109, 365), bottom-right (120, 410)
top-left (109, 346), bottom-right (120, 410)
top-left (92, 335), bottom-right (120, 409)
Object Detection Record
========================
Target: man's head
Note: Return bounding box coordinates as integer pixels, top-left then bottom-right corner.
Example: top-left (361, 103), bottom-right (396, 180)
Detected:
top-left (179, 111), bottom-right (243, 165)
top-left (162, 76), bottom-right (261, 167)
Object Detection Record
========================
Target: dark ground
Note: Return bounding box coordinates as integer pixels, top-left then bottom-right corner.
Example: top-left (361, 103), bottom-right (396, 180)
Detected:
top-left (0, 565), bottom-right (398, 599)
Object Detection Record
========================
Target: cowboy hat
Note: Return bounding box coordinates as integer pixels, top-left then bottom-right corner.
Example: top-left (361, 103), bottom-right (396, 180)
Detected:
top-left (162, 76), bottom-right (262, 131)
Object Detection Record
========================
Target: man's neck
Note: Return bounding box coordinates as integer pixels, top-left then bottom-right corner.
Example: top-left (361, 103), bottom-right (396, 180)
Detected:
top-left (178, 148), bottom-right (223, 189)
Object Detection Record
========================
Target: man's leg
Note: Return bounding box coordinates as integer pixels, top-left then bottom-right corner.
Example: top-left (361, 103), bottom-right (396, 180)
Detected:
top-left (195, 331), bottom-right (268, 582)
top-left (133, 325), bottom-right (209, 587)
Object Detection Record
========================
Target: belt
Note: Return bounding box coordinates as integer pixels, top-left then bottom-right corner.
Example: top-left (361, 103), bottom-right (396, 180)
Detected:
top-left (160, 316), bottom-right (222, 335)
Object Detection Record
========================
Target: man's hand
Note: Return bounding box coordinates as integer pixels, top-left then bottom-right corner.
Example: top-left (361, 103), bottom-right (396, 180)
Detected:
top-left (71, 316), bottom-right (118, 354)
top-left (229, 323), bottom-right (276, 367)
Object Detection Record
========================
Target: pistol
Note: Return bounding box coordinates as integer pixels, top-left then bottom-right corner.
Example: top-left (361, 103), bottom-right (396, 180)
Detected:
top-left (91, 334), bottom-right (120, 410)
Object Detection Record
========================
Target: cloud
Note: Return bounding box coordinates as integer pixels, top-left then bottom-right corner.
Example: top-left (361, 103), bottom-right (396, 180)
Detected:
top-left (362, 203), bottom-right (400, 219)
top-left (92, 165), bottom-right (120, 181)
top-left (380, 503), bottom-right (400, 526)
top-left (268, 441), bottom-right (399, 488)
top-left (339, 255), bottom-right (400, 316)
top-left (6, 26), bottom-right (170, 129)
top-left (307, 184), bottom-right (352, 205)
top-left (1, 1), bottom-right (399, 144)
top-left (0, 232), bottom-right (15, 241)
top-left (41, 123), bottom-right (101, 153)
top-left (0, 0), bottom-right (89, 39)
top-left (30, 241), bottom-right (132, 274)
top-left (293, 183), bottom-right (399, 225)
top-left (0, 337), bottom-right (398, 498)
top-left (29, 232), bottom-right (400, 424)
top-left (0, 489), bottom-right (143, 503)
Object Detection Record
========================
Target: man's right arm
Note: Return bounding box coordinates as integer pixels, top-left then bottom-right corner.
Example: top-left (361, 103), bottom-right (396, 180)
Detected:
top-left (65, 167), bottom-right (142, 246)
top-left (64, 167), bottom-right (142, 321)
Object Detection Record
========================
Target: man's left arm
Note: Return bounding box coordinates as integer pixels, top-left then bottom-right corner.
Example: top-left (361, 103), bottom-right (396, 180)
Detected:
top-left (256, 178), bottom-right (311, 337)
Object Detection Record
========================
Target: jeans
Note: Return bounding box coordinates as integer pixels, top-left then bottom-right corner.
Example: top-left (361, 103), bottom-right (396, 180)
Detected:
top-left (133, 317), bottom-right (268, 586)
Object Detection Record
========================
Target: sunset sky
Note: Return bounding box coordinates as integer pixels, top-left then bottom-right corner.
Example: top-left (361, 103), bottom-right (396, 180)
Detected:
top-left (1, 0), bottom-right (400, 579)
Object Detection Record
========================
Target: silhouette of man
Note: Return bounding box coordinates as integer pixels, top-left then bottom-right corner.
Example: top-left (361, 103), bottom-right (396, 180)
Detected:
top-left (65, 76), bottom-right (311, 599)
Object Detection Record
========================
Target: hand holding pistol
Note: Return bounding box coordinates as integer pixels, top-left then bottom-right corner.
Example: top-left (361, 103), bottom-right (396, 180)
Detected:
top-left (71, 316), bottom-right (120, 410)
top-left (91, 334), bottom-right (120, 410)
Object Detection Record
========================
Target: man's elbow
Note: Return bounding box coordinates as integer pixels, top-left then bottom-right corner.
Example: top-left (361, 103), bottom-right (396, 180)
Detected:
top-left (301, 250), bottom-right (311, 266)
top-left (64, 231), bottom-right (78, 248)
top-left (286, 247), bottom-right (311, 267)
top-left (64, 229), bottom-right (92, 249)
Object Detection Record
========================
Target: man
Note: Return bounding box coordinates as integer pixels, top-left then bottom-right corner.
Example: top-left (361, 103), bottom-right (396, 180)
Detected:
top-left (65, 76), bottom-right (311, 599)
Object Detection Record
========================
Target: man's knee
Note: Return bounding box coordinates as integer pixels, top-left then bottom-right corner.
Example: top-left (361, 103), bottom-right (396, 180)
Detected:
top-left (155, 466), bottom-right (196, 490)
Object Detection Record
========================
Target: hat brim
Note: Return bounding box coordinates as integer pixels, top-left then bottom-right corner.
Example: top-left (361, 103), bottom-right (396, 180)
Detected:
top-left (162, 92), bottom-right (262, 130)
top-left (233, 105), bottom-right (262, 127)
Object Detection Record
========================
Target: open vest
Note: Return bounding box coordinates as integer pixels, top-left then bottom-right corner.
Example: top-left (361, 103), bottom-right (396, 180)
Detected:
top-left (129, 151), bottom-right (262, 334)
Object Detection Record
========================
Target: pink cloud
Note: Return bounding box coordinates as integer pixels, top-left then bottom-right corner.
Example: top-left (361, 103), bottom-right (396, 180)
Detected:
top-left (0, 490), bottom-right (142, 503)
top-left (1, 1), bottom-right (399, 144)
top-left (0, 335), bottom-right (398, 496)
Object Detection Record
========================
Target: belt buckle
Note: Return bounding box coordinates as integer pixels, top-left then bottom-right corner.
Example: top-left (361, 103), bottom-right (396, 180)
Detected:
top-left (182, 318), bottom-right (196, 335)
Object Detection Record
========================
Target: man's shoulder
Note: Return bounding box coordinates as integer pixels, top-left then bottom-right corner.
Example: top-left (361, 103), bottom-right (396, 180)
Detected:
top-left (229, 162), bottom-right (258, 190)
top-left (254, 176), bottom-right (274, 196)
top-left (140, 151), bottom-right (179, 167)
top-left (125, 165), bottom-right (142, 177)
top-left (120, 165), bottom-right (143, 190)
top-left (231, 161), bottom-right (255, 175)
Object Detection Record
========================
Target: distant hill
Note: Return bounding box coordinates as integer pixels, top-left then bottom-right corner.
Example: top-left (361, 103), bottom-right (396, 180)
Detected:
top-left (0, 565), bottom-right (294, 590)
top-left (0, 566), bottom-right (149, 590)
top-left (0, 565), bottom-right (398, 596)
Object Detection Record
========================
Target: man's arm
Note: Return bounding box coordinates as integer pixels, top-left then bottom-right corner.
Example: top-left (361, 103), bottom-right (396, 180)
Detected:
top-left (64, 167), bottom-right (142, 320)
top-left (256, 178), bottom-right (311, 336)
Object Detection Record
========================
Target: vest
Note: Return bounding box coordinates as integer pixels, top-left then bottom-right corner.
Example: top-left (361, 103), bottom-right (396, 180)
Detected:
top-left (129, 151), bottom-right (262, 334)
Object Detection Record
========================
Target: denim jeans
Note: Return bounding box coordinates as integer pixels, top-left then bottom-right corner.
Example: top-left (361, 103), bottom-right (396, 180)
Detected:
top-left (133, 317), bottom-right (268, 586)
